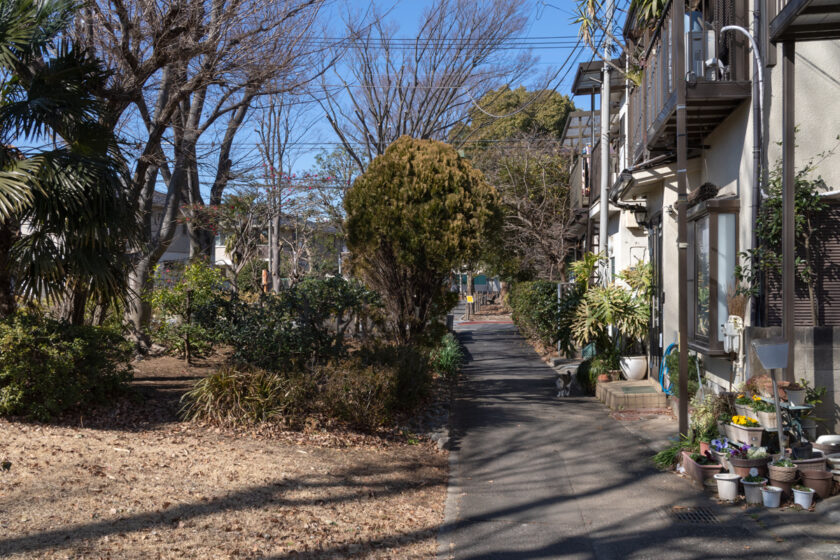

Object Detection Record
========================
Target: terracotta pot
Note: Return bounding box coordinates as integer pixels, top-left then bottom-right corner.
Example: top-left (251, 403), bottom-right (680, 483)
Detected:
top-left (800, 470), bottom-right (833, 499)
top-left (682, 451), bottom-right (723, 486)
top-left (769, 477), bottom-right (794, 500)
top-left (729, 455), bottom-right (770, 479)
top-left (597, 373), bottom-right (610, 383)
top-left (793, 451), bottom-right (826, 472)
top-left (699, 441), bottom-right (711, 457)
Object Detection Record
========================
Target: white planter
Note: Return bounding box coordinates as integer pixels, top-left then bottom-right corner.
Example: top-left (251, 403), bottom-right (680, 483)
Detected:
top-left (756, 410), bottom-right (778, 430)
top-left (742, 478), bottom-right (767, 505)
top-left (619, 356), bottom-right (647, 380)
top-left (793, 487), bottom-right (814, 509)
top-left (786, 389), bottom-right (806, 406)
top-left (714, 473), bottom-right (741, 501)
top-left (762, 486), bottom-right (783, 508)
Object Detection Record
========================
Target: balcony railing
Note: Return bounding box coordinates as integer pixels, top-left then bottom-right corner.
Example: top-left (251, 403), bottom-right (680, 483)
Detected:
top-left (626, 0), bottom-right (751, 165)
top-left (569, 153), bottom-right (590, 211)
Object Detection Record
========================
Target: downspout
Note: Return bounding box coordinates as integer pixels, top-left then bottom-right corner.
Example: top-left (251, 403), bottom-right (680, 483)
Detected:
top-left (720, 22), bottom-right (765, 327)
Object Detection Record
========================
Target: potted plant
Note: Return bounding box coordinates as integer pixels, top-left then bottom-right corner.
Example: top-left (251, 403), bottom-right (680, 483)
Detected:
top-left (749, 395), bottom-right (778, 430)
top-left (768, 458), bottom-right (798, 498)
top-left (714, 472), bottom-right (741, 501)
top-left (728, 445), bottom-right (770, 478)
top-left (710, 438), bottom-right (733, 472)
top-left (616, 264), bottom-right (652, 380)
top-left (792, 485), bottom-right (815, 509)
top-left (733, 393), bottom-right (752, 418)
top-left (761, 485), bottom-right (783, 508)
top-left (741, 472), bottom-right (767, 505)
top-left (785, 381), bottom-right (806, 406)
top-left (681, 451), bottom-right (723, 486)
top-left (726, 415), bottom-right (764, 447)
top-left (572, 279), bottom-right (649, 382)
top-left (690, 394), bottom-right (722, 455)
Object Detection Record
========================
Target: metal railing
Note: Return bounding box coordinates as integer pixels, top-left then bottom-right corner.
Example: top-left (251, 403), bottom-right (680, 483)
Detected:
top-left (626, 0), bottom-right (749, 165)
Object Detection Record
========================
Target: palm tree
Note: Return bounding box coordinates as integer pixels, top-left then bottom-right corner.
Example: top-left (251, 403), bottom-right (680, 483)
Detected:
top-left (0, 0), bottom-right (137, 321)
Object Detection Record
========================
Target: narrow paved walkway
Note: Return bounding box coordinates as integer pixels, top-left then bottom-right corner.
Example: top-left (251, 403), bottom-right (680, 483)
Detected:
top-left (438, 322), bottom-right (830, 559)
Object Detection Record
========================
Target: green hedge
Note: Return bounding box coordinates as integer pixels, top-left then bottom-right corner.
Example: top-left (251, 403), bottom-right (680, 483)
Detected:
top-left (0, 314), bottom-right (133, 420)
top-left (507, 281), bottom-right (558, 346)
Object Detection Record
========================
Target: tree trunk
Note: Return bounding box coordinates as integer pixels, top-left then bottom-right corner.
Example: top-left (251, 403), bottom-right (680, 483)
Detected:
top-left (126, 255), bottom-right (153, 351)
top-left (0, 220), bottom-right (17, 317)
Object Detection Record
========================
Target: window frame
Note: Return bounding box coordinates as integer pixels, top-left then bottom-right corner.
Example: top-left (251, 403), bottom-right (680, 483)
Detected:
top-left (686, 197), bottom-right (739, 356)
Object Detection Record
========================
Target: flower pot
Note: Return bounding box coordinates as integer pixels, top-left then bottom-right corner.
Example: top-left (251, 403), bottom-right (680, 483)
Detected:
top-left (827, 453), bottom-right (840, 470)
top-left (729, 455), bottom-right (770, 479)
top-left (756, 410), bottom-right (778, 430)
top-left (725, 423), bottom-right (764, 447)
top-left (793, 487), bottom-right (815, 509)
top-left (799, 469), bottom-right (833, 499)
top-left (801, 418), bottom-right (818, 441)
top-left (742, 478), bottom-right (767, 505)
top-left (786, 389), bottom-right (806, 406)
top-left (681, 451), bottom-right (723, 486)
top-left (597, 373), bottom-right (610, 383)
top-left (734, 404), bottom-right (751, 418)
top-left (711, 449), bottom-right (733, 473)
top-left (619, 356), bottom-right (647, 380)
top-left (791, 441), bottom-right (813, 460)
top-left (699, 441), bottom-right (711, 457)
top-left (792, 451), bottom-right (826, 472)
top-left (768, 463), bottom-right (798, 482)
top-left (762, 486), bottom-right (783, 508)
top-left (770, 477), bottom-right (795, 499)
top-left (714, 473), bottom-right (741, 501)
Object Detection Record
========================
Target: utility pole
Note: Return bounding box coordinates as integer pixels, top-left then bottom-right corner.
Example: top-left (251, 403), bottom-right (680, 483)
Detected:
top-left (675, 0), bottom-right (689, 436)
top-left (598, 0), bottom-right (614, 284)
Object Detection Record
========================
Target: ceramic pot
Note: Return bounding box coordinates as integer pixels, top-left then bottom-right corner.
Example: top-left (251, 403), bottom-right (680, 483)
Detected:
top-left (786, 389), bottom-right (806, 406)
top-left (681, 451), bottom-right (723, 486)
top-left (793, 487), bottom-right (815, 508)
top-left (725, 423), bottom-right (764, 447)
top-left (770, 477), bottom-right (795, 499)
top-left (711, 449), bottom-right (732, 473)
top-left (742, 478), bottom-right (766, 505)
top-left (768, 463), bottom-right (798, 482)
top-left (729, 455), bottom-right (770, 479)
top-left (714, 473), bottom-right (741, 501)
top-left (791, 442), bottom-right (813, 460)
top-left (756, 410), bottom-right (778, 430)
top-left (762, 486), bottom-right (783, 508)
top-left (699, 441), bottom-right (711, 457)
top-left (793, 451), bottom-right (826, 472)
top-left (734, 404), bottom-right (751, 418)
top-left (800, 469), bottom-right (833, 499)
top-left (619, 356), bottom-right (647, 380)
top-left (597, 373), bottom-right (610, 383)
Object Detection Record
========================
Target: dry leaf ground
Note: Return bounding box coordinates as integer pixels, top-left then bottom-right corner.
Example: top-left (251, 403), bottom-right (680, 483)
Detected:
top-left (0, 356), bottom-right (447, 559)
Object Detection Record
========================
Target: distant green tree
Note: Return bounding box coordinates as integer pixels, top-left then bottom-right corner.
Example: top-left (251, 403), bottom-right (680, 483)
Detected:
top-left (450, 86), bottom-right (575, 153)
top-left (345, 136), bottom-right (501, 343)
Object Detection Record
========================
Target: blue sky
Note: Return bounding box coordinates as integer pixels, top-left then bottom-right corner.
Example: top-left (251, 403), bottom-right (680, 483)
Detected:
top-left (207, 1), bottom-right (602, 197)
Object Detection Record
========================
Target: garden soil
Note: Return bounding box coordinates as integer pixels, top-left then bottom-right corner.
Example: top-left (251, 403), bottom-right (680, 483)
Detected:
top-left (0, 355), bottom-right (447, 559)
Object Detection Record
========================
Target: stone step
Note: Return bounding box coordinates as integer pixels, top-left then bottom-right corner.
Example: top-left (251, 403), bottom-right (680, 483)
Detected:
top-left (596, 379), bottom-right (667, 410)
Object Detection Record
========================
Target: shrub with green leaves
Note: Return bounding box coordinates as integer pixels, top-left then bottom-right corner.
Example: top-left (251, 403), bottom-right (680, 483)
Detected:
top-left (0, 314), bottom-right (133, 420)
top-left (149, 260), bottom-right (226, 361)
top-left (666, 350), bottom-right (702, 398)
top-left (507, 280), bottom-right (558, 346)
top-left (219, 277), bottom-right (380, 372)
top-left (430, 332), bottom-right (464, 380)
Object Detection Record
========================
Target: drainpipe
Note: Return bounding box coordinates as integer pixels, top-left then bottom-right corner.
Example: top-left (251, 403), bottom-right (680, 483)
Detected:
top-left (720, 24), bottom-right (765, 329)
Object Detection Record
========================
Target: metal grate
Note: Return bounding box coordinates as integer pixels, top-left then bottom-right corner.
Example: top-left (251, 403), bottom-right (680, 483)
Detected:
top-left (666, 506), bottom-right (719, 525)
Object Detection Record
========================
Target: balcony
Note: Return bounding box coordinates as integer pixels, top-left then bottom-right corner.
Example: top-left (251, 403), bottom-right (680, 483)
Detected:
top-left (569, 153), bottom-right (590, 212)
top-left (770, 0), bottom-right (840, 42)
top-left (626, 0), bottom-right (752, 166)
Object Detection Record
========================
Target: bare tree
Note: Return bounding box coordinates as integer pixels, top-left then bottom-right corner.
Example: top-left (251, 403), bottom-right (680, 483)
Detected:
top-left (317, 0), bottom-right (533, 173)
top-left (77, 0), bottom-right (329, 344)
top-left (476, 133), bottom-right (577, 281)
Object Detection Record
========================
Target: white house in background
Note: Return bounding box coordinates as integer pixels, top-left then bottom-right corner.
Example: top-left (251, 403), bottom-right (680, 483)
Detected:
top-left (151, 191), bottom-right (191, 263)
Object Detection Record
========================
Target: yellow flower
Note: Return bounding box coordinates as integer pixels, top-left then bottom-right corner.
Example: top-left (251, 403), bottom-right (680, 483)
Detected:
top-left (752, 394), bottom-right (762, 402)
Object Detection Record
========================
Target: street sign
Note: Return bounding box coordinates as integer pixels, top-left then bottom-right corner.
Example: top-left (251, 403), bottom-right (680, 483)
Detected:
top-left (466, 295), bottom-right (474, 303)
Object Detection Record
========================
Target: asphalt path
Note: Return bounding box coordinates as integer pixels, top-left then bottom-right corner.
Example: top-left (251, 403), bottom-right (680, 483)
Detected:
top-left (438, 320), bottom-right (829, 559)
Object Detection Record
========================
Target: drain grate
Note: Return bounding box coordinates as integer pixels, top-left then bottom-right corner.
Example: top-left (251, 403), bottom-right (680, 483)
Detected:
top-left (666, 506), bottom-right (719, 524)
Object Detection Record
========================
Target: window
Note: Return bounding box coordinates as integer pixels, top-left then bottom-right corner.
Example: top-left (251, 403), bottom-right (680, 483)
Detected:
top-left (687, 198), bottom-right (739, 355)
